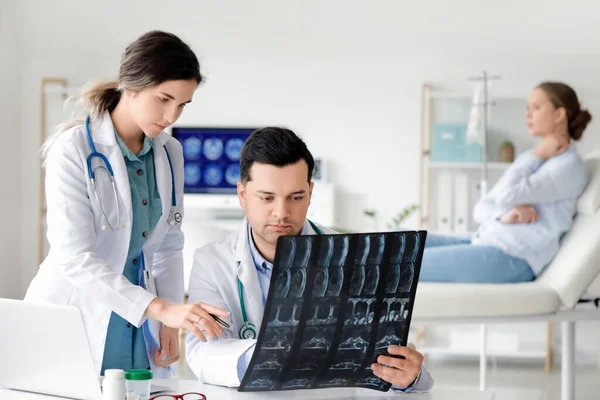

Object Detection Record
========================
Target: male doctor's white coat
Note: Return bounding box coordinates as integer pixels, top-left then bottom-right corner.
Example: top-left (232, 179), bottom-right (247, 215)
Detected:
top-left (185, 219), bottom-right (433, 391)
top-left (25, 111), bottom-right (185, 377)
top-left (185, 219), bottom-right (335, 387)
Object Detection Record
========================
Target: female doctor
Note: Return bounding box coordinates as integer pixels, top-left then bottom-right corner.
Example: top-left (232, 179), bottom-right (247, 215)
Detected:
top-left (25, 31), bottom-right (228, 376)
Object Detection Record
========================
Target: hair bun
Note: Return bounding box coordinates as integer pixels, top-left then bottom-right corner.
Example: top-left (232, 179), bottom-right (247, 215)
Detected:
top-left (569, 109), bottom-right (592, 140)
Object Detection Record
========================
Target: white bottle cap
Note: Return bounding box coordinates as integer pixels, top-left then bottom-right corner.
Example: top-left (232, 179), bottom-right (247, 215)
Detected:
top-left (104, 369), bottom-right (125, 380)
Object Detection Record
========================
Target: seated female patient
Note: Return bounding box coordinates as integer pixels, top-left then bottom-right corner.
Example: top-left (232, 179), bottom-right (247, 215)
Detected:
top-left (420, 82), bottom-right (592, 283)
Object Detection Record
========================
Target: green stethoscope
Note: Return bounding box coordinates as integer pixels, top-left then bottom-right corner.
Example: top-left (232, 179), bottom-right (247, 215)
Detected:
top-left (237, 220), bottom-right (322, 340)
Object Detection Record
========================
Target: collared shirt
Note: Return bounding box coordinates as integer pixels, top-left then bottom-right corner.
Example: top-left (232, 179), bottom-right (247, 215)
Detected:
top-left (247, 221), bottom-right (308, 304)
top-left (101, 133), bottom-right (162, 374)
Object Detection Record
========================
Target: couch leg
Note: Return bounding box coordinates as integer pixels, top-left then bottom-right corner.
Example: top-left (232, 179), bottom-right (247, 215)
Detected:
top-left (545, 322), bottom-right (553, 373)
top-left (480, 324), bottom-right (487, 391)
top-left (561, 321), bottom-right (575, 400)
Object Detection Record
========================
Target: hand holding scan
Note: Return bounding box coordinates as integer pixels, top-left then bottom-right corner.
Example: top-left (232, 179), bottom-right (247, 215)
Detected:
top-left (145, 298), bottom-right (230, 342)
top-left (371, 345), bottom-right (424, 389)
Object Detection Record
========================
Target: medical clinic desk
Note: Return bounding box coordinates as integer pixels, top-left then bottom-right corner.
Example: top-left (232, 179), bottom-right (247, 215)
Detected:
top-left (0, 379), bottom-right (543, 400)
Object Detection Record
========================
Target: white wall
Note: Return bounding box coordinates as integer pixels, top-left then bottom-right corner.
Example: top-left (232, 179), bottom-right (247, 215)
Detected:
top-left (0, 0), bottom-right (21, 299)
top-left (10, 0), bottom-right (600, 363)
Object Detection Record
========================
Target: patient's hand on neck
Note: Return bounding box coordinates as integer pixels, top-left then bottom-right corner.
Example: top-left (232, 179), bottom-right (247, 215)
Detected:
top-left (533, 134), bottom-right (570, 160)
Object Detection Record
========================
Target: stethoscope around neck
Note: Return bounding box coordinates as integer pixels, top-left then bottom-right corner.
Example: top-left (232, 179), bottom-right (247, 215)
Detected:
top-left (236, 220), bottom-right (322, 340)
top-left (85, 115), bottom-right (182, 231)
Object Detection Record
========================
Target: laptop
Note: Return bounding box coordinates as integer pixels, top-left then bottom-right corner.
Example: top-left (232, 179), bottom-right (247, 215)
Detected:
top-left (0, 298), bottom-right (103, 399)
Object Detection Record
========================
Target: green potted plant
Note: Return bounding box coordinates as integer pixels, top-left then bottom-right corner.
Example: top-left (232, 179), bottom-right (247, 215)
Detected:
top-left (499, 140), bottom-right (515, 162)
top-left (386, 204), bottom-right (419, 229)
top-left (363, 204), bottom-right (419, 231)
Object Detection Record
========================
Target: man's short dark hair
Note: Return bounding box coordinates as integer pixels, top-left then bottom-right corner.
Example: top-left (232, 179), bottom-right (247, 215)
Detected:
top-left (240, 127), bottom-right (315, 184)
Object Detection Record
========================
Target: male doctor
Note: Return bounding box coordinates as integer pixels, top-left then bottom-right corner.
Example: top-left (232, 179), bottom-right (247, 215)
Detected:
top-left (185, 127), bottom-right (434, 391)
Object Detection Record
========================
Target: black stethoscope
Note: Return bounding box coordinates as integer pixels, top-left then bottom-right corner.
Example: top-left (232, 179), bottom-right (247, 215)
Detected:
top-left (236, 220), bottom-right (322, 339)
top-left (85, 115), bottom-right (182, 230)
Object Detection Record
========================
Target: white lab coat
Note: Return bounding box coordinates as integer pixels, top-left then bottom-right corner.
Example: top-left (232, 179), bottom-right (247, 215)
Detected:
top-left (185, 219), bottom-right (335, 387)
top-left (25, 111), bottom-right (185, 377)
top-left (185, 220), bottom-right (433, 392)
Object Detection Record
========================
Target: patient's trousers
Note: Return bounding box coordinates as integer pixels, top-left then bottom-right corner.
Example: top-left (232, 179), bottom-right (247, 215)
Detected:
top-left (418, 233), bottom-right (535, 283)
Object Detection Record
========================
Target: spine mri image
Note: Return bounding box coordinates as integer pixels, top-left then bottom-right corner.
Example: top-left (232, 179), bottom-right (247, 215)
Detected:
top-left (239, 231), bottom-right (426, 392)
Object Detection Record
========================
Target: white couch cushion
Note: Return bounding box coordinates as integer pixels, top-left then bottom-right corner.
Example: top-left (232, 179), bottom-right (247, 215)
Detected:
top-left (412, 282), bottom-right (560, 319)
top-left (537, 212), bottom-right (600, 308)
top-left (536, 152), bottom-right (600, 308)
top-left (577, 155), bottom-right (600, 215)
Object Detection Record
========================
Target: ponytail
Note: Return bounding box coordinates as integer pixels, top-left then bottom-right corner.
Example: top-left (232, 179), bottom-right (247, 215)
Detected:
top-left (80, 80), bottom-right (121, 118)
top-left (41, 30), bottom-right (203, 165)
top-left (40, 80), bottom-right (121, 165)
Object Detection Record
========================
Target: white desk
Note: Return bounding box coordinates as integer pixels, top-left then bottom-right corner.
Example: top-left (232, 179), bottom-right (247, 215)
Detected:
top-left (0, 380), bottom-right (544, 400)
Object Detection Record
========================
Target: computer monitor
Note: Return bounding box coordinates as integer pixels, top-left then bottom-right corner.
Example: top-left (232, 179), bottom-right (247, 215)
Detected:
top-left (171, 127), bottom-right (257, 194)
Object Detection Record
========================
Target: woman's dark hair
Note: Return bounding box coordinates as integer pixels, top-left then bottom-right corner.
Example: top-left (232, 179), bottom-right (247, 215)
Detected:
top-left (240, 127), bottom-right (315, 184)
top-left (82, 30), bottom-right (203, 117)
top-left (42, 31), bottom-right (203, 162)
top-left (537, 82), bottom-right (592, 140)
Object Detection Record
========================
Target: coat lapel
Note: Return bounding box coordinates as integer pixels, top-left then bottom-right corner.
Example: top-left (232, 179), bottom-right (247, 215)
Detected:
top-left (142, 133), bottom-right (172, 257)
top-left (234, 219), bottom-right (266, 331)
top-left (92, 111), bottom-right (132, 224)
top-left (151, 133), bottom-right (173, 222)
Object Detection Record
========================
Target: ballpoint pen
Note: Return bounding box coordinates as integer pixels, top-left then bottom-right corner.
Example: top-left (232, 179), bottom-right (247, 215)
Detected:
top-left (209, 313), bottom-right (230, 329)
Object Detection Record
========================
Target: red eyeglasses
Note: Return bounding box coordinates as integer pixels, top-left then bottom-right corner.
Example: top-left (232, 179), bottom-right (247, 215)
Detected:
top-left (149, 393), bottom-right (206, 400)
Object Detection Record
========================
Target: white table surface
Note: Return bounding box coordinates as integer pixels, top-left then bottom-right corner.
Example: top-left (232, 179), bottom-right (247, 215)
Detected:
top-left (0, 379), bottom-right (544, 400)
